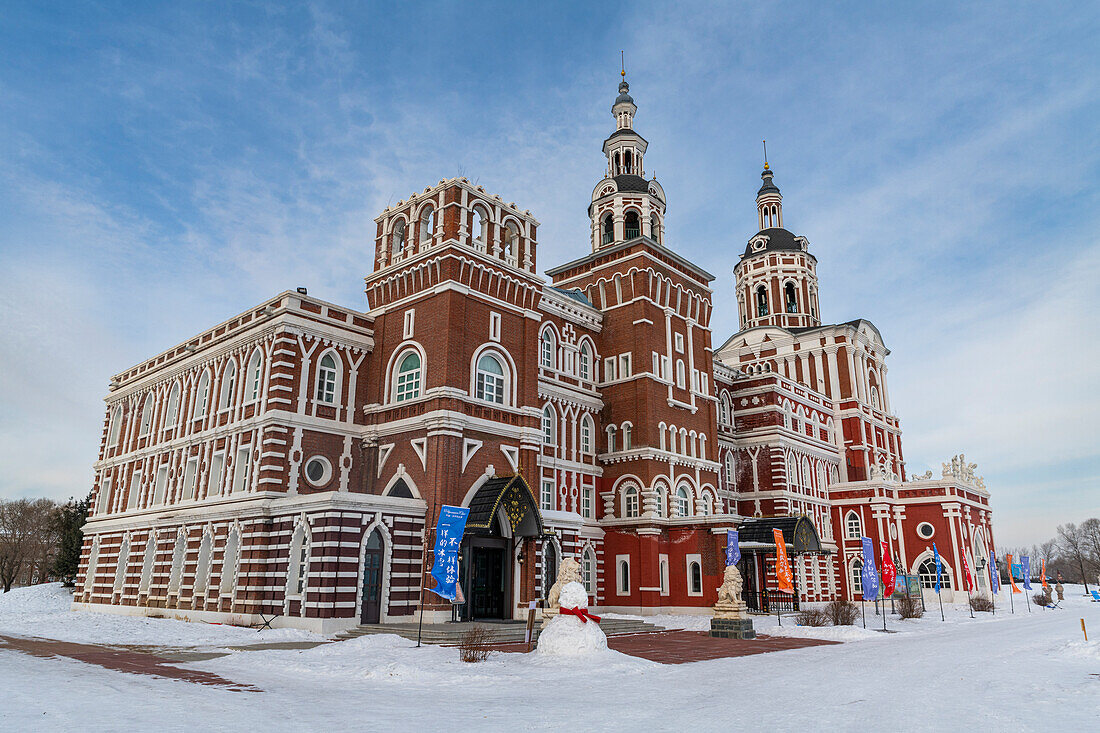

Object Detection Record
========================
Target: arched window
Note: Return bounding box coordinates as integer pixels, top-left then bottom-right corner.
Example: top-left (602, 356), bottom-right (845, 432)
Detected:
top-left (676, 360), bottom-right (686, 389)
top-left (107, 405), bottom-right (123, 447)
top-left (540, 329), bottom-right (556, 369)
top-left (542, 404), bottom-right (557, 445)
top-left (623, 486), bottom-right (639, 518)
top-left (720, 394), bottom-right (731, 425)
top-left (501, 221), bottom-right (519, 265)
top-left (650, 213), bottom-right (660, 243)
top-left (578, 343), bottom-right (592, 381)
top-left (623, 149), bottom-right (633, 174)
top-left (845, 511), bottom-right (862, 539)
top-left (688, 560), bottom-right (702, 594)
top-left (138, 394), bottom-right (154, 437)
top-left (700, 490), bottom-right (713, 516)
top-left (724, 452), bottom-right (735, 486)
top-left (394, 350), bottom-right (422, 402)
top-left (245, 350), bottom-right (263, 403)
top-left (391, 218), bottom-right (407, 257)
top-left (918, 557), bottom-right (952, 590)
top-left (220, 526), bottom-right (240, 597)
top-left (784, 281), bottom-right (798, 313)
top-left (541, 542), bottom-right (559, 600)
top-left (475, 352), bottom-right (506, 404)
top-left (580, 415), bottom-right (593, 455)
top-left (675, 486), bottom-right (691, 517)
top-left (473, 207), bottom-right (489, 251)
top-left (653, 486), bottom-right (666, 517)
top-left (870, 386), bottom-right (881, 410)
top-left (606, 425), bottom-right (617, 453)
top-left (159, 386), bottom-right (179, 434)
top-left (601, 214), bottom-right (614, 245)
top-left (195, 371), bottom-right (210, 418)
top-left (850, 559), bottom-right (863, 596)
top-left (621, 423), bottom-right (632, 450)
top-left (618, 559), bottom-right (630, 594)
top-left (316, 353), bottom-right (338, 404)
top-left (218, 360), bottom-right (237, 411)
top-left (419, 205), bottom-right (435, 245)
top-left (582, 547), bottom-right (596, 594)
top-left (756, 286), bottom-right (769, 317)
top-left (624, 210), bottom-right (640, 239)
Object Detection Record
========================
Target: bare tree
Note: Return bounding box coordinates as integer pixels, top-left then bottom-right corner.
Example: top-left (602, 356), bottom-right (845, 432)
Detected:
top-left (0, 499), bottom-right (58, 592)
top-left (1056, 523), bottom-right (1092, 593)
top-left (1081, 518), bottom-right (1100, 582)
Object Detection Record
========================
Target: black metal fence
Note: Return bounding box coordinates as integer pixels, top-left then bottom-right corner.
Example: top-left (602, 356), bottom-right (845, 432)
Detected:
top-left (744, 589), bottom-right (799, 613)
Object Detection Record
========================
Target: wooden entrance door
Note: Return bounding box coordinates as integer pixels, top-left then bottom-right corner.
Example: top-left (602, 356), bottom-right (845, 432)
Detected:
top-left (470, 544), bottom-right (507, 619)
top-left (360, 529), bottom-right (384, 624)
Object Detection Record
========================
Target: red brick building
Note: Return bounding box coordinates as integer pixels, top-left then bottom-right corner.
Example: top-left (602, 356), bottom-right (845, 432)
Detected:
top-left (74, 76), bottom-right (993, 631)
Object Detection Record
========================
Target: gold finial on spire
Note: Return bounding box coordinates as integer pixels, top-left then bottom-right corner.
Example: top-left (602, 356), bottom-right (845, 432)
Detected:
top-left (763, 140), bottom-right (769, 170)
top-left (621, 51), bottom-right (626, 78)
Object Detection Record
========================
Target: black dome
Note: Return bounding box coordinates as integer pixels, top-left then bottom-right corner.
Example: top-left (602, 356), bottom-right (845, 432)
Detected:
top-left (613, 174), bottom-right (650, 193)
top-left (742, 227), bottom-right (805, 258)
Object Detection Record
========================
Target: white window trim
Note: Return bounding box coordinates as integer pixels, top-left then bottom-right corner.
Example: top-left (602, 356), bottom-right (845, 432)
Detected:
top-left (686, 553), bottom-right (704, 596)
top-left (616, 554), bottom-right (631, 596)
top-left (659, 554), bottom-right (669, 596)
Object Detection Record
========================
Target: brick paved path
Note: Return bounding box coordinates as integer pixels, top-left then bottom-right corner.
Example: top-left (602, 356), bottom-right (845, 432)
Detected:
top-left (0, 634), bottom-right (260, 692)
top-left (469, 629), bottom-right (839, 663)
top-left (607, 631), bottom-right (838, 664)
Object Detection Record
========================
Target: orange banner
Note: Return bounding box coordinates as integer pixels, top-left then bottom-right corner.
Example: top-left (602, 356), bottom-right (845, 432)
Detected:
top-left (1006, 553), bottom-right (1022, 594)
top-left (773, 528), bottom-right (794, 593)
top-left (1041, 559), bottom-right (1048, 588)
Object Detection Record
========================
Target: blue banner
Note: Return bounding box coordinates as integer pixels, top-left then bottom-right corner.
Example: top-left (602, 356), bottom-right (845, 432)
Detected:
top-left (726, 530), bottom-right (740, 567)
top-left (933, 543), bottom-right (943, 594)
top-left (429, 505), bottom-right (469, 601)
top-left (860, 537), bottom-right (879, 600)
top-left (1021, 556), bottom-right (1032, 590)
top-left (1011, 562), bottom-right (1022, 580)
top-left (989, 551), bottom-right (999, 594)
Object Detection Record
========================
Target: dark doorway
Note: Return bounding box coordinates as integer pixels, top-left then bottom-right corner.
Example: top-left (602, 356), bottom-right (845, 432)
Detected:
top-left (469, 541), bottom-right (508, 620)
top-left (360, 529), bottom-right (384, 624)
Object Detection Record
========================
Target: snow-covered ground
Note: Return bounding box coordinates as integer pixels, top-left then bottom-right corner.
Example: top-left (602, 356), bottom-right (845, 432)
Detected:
top-left (2, 583), bottom-right (1099, 731)
top-left (0, 583), bottom-right (322, 648)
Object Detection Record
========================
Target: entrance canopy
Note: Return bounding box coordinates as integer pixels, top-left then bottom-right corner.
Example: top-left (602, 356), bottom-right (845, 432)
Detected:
top-left (737, 516), bottom-right (827, 555)
top-left (465, 474), bottom-right (544, 538)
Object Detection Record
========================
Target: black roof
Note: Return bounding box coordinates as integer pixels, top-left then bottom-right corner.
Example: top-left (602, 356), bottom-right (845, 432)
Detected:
top-left (737, 516), bottom-right (826, 555)
top-left (613, 174), bottom-right (651, 193)
top-left (614, 81), bottom-right (634, 106)
top-left (757, 168), bottom-right (780, 196)
top-left (741, 226), bottom-right (805, 258)
top-left (464, 475), bottom-right (545, 538)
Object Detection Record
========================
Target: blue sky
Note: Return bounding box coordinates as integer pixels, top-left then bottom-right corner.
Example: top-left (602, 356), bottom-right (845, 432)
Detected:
top-left (1, 1), bottom-right (1097, 548)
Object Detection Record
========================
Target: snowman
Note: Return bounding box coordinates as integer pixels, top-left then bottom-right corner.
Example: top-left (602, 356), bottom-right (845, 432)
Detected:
top-left (536, 581), bottom-right (608, 656)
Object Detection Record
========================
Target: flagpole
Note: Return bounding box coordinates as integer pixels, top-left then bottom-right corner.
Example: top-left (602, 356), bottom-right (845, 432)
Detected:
top-left (882, 588), bottom-right (887, 632)
top-left (937, 586), bottom-right (945, 622)
top-left (967, 588), bottom-right (974, 618)
top-left (1024, 588), bottom-right (1031, 613)
top-left (861, 597), bottom-right (866, 629)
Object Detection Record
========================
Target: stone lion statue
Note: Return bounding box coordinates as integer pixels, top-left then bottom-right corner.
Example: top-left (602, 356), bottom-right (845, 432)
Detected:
top-left (716, 563), bottom-right (744, 606)
top-left (547, 558), bottom-right (583, 609)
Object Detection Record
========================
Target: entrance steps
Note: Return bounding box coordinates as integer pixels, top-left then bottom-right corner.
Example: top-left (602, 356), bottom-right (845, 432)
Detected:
top-left (334, 617), bottom-right (665, 645)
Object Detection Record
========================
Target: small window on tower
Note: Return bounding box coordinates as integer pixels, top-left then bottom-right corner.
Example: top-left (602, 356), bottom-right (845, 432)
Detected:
top-left (624, 211), bottom-right (640, 240)
top-left (650, 213), bottom-right (660, 243)
top-left (756, 286), bottom-right (769, 317)
top-left (785, 282), bottom-right (798, 314)
top-left (602, 214), bottom-right (614, 246)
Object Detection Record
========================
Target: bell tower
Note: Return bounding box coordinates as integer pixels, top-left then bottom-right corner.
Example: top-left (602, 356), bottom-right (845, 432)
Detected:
top-left (734, 163), bottom-right (821, 331)
top-left (588, 70), bottom-right (667, 252)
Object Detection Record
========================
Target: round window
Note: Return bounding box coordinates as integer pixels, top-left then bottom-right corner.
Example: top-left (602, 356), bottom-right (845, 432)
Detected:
top-left (917, 522), bottom-right (935, 539)
top-left (304, 456), bottom-right (332, 487)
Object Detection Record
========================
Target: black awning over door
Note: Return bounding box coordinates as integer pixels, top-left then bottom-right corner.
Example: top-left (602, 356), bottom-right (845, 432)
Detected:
top-left (464, 474), bottom-right (544, 538)
top-left (737, 515), bottom-right (826, 555)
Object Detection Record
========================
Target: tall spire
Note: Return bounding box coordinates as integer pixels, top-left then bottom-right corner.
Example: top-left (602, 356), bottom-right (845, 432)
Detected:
top-left (756, 145), bottom-right (783, 230)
